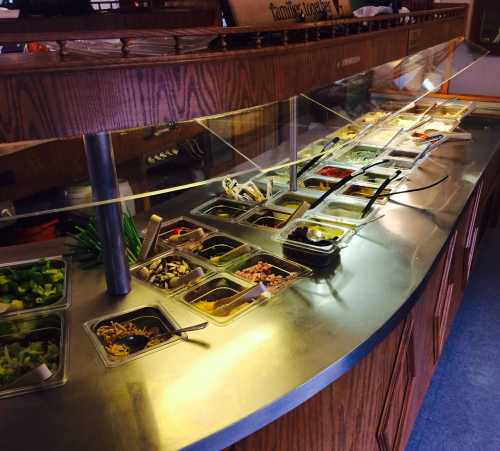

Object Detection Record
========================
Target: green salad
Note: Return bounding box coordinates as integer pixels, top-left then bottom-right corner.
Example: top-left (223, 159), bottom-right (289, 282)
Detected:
top-left (0, 259), bottom-right (65, 313)
top-left (0, 340), bottom-right (59, 387)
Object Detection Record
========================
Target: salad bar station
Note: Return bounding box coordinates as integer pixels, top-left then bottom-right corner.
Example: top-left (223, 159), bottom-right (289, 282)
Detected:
top-left (2, 4), bottom-right (500, 451)
top-left (2, 96), bottom-right (500, 450)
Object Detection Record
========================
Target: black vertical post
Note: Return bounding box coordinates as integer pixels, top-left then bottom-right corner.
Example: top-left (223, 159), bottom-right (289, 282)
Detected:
top-left (84, 132), bottom-right (131, 296)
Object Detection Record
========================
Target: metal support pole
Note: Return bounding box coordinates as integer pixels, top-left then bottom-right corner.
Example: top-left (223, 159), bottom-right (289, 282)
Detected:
top-left (84, 132), bottom-right (131, 296)
top-left (289, 96), bottom-right (298, 192)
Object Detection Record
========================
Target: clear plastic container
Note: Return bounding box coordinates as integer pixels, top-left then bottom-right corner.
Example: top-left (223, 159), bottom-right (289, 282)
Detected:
top-left (177, 273), bottom-right (265, 325)
top-left (339, 183), bottom-right (392, 205)
top-left (378, 157), bottom-right (414, 171)
top-left (386, 113), bottom-right (431, 131)
top-left (0, 311), bottom-right (68, 399)
top-left (131, 250), bottom-right (213, 294)
top-left (326, 124), bottom-right (362, 141)
top-left (191, 197), bottom-right (255, 223)
top-left (228, 251), bottom-right (311, 293)
top-left (359, 127), bottom-right (402, 147)
top-left (407, 103), bottom-right (471, 119)
top-left (313, 163), bottom-right (354, 180)
top-left (239, 206), bottom-right (292, 230)
top-left (186, 233), bottom-right (259, 268)
top-left (275, 219), bottom-right (352, 268)
top-left (354, 169), bottom-right (403, 186)
top-left (157, 216), bottom-right (217, 249)
top-left (355, 111), bottom-right (389, 126)
top-left (267, 190), bottom-right (319, 212)
top-left (415, 117), bottom-right (459, 133)
top-left (313, 196), bottom-right (380, 224)
top-left (304, 215), bottom-right (358, 230)
top-left (0, 256), bottom-right (71, 318)
top-left (299, 176), bottom-right (340, 193)
top-left (334, 145), bottom-right (387, 166)
top-left (84, 305), bottom-right (182, 368)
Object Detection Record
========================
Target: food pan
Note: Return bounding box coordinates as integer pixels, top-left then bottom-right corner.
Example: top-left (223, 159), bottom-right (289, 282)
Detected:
top-left (191, 198), bottom-right (255, 222)
top-left (0, 256), bottom-right (70, 318)
top-left (228, 251), bottom-right (311, 293)
top-left (178, 273), bottom-right (266, 325)
top-left (0, 311), bottom-right (68, 399)
top-left (187, 233), bottom-right (258, 268)
top-left (84, 305), bottom-right (182, 367)
top-left (131, 250), bottom-right (213, 294)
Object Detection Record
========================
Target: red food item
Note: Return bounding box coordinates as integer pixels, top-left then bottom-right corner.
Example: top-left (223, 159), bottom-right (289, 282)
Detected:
top-left (166, 227), bottom-right (191, 238)
top-left (316, 167), bottom-right (353, 178)
top-left (235, 261), bottom-right (298, 292)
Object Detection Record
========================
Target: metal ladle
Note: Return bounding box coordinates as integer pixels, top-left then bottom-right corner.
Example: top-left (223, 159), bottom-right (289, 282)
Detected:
top-left (113, 321), bottom-right (209, 353)
top-left (306, 228), bottom-right (331, 243)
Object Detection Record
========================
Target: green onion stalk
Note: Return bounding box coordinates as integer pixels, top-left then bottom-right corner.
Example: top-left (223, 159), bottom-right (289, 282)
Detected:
top-left (66, 214), bottom-right (142, 269)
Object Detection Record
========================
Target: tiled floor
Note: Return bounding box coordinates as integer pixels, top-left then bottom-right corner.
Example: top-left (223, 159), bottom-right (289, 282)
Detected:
top-left (406, 227), bottom-right (500, 451)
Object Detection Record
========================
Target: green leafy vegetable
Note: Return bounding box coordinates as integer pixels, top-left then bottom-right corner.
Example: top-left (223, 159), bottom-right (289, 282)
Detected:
top-left (66, 214), bottom-right (141, 268)
top-left (0, 340), bottom-right (59, 388)
top-left (0, 259), bottom-right (65, 313)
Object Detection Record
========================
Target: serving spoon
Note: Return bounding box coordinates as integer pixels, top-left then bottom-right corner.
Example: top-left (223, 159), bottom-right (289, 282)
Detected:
top-left (113, 321), bottom-right (209, 353)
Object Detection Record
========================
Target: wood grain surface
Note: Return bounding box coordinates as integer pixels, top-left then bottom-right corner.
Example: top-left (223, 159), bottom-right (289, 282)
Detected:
top-left (0, 10), bottom-right (465, 143)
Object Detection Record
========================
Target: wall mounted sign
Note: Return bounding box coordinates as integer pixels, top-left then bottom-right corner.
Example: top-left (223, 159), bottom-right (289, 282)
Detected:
top-left (224, 0), bottom-right (352, 26)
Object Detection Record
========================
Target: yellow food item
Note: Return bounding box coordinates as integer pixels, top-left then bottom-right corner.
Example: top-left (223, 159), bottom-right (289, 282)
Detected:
top-left (308, 225), bottom-right (344, 240)
top-left (333, 125), bottom-right (359, 140)
top-left (96, 321), bottom-right (166, 357)
top-left (280, 201), bottom-right (301, 209)
top-left (194, 300), bottom-right (250, 317)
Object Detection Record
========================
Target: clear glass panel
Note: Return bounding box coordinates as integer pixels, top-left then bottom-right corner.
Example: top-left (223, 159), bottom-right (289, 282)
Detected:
top-left (0, 38), bottom-right (488, 230)
top-left (306, 39), bottom-right (488, 124)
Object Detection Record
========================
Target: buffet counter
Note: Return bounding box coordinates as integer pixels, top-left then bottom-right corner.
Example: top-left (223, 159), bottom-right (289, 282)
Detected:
top-left (2, 114), bottom-right (500, 451)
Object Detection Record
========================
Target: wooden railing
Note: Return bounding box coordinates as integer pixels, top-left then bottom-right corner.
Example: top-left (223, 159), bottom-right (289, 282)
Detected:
top-left (0, 4), bottom-right (468, 142)
top-left (0, 5), bottom-right (467, 60)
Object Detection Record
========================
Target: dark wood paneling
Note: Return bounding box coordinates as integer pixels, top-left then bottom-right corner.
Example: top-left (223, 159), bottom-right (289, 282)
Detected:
top-left (228, 322), bottom-right (405, 451)
top-left (403, 250), bottom-right (447, 448)
top-left (377, 316), bottom-right (416, 451)
top-left (0, 13), bottom-right (468, 143)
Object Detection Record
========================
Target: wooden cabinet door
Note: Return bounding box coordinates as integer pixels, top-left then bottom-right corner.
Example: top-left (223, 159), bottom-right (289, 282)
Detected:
top-left (464, 182), bottom-right (484, 283)
top-left (433, 230), bottom-right (459, 363)
top-left (377, 316), bottom-right (416, 451)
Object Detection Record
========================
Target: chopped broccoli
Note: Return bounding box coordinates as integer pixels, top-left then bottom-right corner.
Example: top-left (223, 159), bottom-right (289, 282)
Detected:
top-left (0, 340), bottom-right (59, 387)
top-left (0, 260), bottom-right (65, 313)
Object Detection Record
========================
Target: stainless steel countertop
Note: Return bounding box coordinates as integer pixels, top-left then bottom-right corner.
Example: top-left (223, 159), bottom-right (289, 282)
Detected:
top-left (2, 114), bottom-right (500, 451)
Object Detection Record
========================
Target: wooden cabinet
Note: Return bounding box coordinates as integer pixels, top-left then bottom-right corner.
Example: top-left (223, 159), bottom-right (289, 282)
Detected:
top-left (377, 317), bottom-right (416, 451)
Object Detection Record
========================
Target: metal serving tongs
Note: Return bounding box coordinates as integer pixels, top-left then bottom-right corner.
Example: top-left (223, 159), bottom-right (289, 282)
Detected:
top-left (167, 227), bottom-right (205, 245)
top-left (209, 244), bottom-right (252, 265)
top-left (280, 201), bottom-right (311, 228)
top-left (296, 137), bottom-right (340, 179)
top-left (7, 364), bottom-right (53, 389)
top-left (361, 170), bottom-right (402, 219)
top-left (309, 159), bottom-right (391, 210)
top-left (212, 282), bottom-right (268, 316)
